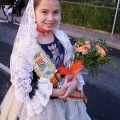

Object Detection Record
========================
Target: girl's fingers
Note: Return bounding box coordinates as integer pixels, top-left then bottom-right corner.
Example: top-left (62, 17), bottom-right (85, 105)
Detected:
top-left (59, 81), bottom-right (78, 99)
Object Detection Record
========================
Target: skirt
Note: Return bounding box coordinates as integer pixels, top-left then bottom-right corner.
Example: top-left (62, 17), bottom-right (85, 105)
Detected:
top-left (0, 86), bottom-right (91, 120)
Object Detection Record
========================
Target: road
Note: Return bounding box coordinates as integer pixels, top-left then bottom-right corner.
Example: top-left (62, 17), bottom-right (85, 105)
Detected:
top-left (0, 21), bottom-right (120, 120)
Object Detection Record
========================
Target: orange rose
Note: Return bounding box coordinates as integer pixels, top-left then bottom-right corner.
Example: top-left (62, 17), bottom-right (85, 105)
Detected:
top-left (80, 41), bottom-right (91, 49)
top-left (84, 42), bottom-right (91, 49)
top-left (74, 41), bottom-right (90, 54)
top-left (78, 46), bottom-right (89, 54)
top-left (96, 45), bottom-right (106, 57)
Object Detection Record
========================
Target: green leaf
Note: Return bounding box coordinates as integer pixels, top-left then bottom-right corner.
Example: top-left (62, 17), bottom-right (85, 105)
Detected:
top-left (108, 60), bottom-right (118, 69)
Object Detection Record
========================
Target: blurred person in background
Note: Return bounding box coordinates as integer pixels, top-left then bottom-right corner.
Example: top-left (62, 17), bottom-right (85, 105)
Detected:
top-left (14, 0), bottom-right (21, 17)
top-left (6, 5), bottom-right (13, 22)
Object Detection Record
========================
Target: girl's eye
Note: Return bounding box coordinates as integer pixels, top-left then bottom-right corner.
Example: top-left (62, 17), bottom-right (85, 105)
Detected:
top-left (54, 11), bottom-right (59, 14)
top-left (41, 11), bottom-right (47, 14)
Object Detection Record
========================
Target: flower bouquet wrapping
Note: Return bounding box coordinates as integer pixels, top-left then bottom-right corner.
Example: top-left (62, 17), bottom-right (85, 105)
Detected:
top-left (73, 37), bottom-right (117, 80)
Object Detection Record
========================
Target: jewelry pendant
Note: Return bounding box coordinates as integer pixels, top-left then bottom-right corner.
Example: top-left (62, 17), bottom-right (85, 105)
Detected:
top-left (44, 32), bottom-right (48, 37)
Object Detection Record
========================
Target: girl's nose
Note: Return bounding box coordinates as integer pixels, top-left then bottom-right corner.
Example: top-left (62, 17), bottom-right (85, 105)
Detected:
top-left (47, 14), bottom-right (54, 21)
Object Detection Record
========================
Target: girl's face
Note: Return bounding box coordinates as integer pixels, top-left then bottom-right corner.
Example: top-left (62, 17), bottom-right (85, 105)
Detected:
top-left (35, 0), bottom-right (60, 31)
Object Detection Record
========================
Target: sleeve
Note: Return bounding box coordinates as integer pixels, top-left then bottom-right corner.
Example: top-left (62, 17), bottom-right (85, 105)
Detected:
top-left (10, 49), bottom-right (53, 116)
top-left (27, 77), bottom-right (53, 116)
top-left (10, 51), bottom-right (53, 106)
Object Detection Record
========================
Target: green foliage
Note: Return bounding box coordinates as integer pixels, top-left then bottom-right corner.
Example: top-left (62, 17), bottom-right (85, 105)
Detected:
top-left (61, 2), bottom-right (120, 35)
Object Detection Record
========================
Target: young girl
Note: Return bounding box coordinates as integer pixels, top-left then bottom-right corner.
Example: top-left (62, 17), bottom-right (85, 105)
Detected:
top-left (0, 0), bottom-right (91, 120)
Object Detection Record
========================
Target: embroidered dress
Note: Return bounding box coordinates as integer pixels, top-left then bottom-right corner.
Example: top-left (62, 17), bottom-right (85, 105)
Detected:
top-left (0, 0), bottom-right (91, 119)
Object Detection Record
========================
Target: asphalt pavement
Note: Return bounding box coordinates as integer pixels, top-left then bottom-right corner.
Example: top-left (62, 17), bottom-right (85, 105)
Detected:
top-left (0, 7), bottom-right (120, 50)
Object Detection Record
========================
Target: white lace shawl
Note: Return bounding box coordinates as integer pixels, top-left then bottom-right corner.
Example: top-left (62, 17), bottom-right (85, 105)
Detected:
top-left (9, 0), bottom-right (85, 116)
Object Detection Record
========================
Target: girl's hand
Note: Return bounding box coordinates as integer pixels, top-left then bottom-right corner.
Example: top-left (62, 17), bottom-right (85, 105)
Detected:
top-left (59, 75), bottom-right (78, 99)
top-left (51, 75), bottom-right (69, 97)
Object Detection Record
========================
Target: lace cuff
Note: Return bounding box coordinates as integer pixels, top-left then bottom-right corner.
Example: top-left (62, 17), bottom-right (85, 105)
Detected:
top-left (77, 72), bottom-right (85, 90)
top-left (27, 77), bottom-right (53, 116)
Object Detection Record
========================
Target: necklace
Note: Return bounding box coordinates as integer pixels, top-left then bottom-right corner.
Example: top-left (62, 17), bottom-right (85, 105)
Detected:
top-left (36, 27), bottom-right (50, 37)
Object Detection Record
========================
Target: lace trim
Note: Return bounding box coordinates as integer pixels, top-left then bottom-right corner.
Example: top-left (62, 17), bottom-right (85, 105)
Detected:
top-left (18, 103), bottom-right (27, 120)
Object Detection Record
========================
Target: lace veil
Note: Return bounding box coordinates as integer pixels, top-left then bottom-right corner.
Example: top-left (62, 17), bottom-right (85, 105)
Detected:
top-left (10, 0), bottom-right (61, 100)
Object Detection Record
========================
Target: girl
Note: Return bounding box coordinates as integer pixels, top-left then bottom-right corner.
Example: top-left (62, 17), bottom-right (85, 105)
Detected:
top-left (0, 0), bottom-right (91, 120)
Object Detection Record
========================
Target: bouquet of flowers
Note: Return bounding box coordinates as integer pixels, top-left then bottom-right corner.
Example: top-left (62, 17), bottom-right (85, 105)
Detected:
top-left (73, 37), bottom-right (117, 79)
top-left (58, 37), bottom-right (117, 80)
top-left (57, 37), bottom-right (117, 101)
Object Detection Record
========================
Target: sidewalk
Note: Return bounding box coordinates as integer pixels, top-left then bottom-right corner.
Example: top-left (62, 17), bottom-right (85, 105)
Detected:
top-left (0, 7), bottom-right (120, 50)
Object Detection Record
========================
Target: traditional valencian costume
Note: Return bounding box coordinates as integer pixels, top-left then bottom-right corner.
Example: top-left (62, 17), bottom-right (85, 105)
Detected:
top-left (0, 0), bottom-right (91, 120)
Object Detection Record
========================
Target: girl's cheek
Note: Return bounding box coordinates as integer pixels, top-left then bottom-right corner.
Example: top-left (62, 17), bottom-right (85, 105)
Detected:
top-left (55, 15), bottom-right (60, 21)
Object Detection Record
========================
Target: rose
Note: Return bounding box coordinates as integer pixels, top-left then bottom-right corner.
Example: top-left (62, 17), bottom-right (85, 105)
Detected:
top-left (74, 41), bottom-right (91, 55)
top-left (96, 45), bottom-right (106, 57)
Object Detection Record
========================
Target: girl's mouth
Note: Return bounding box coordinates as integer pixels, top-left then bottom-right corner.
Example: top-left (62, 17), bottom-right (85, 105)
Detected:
top-left (45, 23), bottom-right (54, 27)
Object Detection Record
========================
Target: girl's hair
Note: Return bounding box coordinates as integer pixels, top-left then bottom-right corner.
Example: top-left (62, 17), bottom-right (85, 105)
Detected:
top-left (34, 0), bottom-right (60, 9)
top-left (34, 0), bottom-right (41, 9)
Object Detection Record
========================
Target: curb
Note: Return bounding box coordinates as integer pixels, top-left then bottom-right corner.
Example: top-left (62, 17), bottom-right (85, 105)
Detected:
top-left (60, 22), bottom-right (120, 38)
top-left (64, 30), bottom-right (120, 50)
